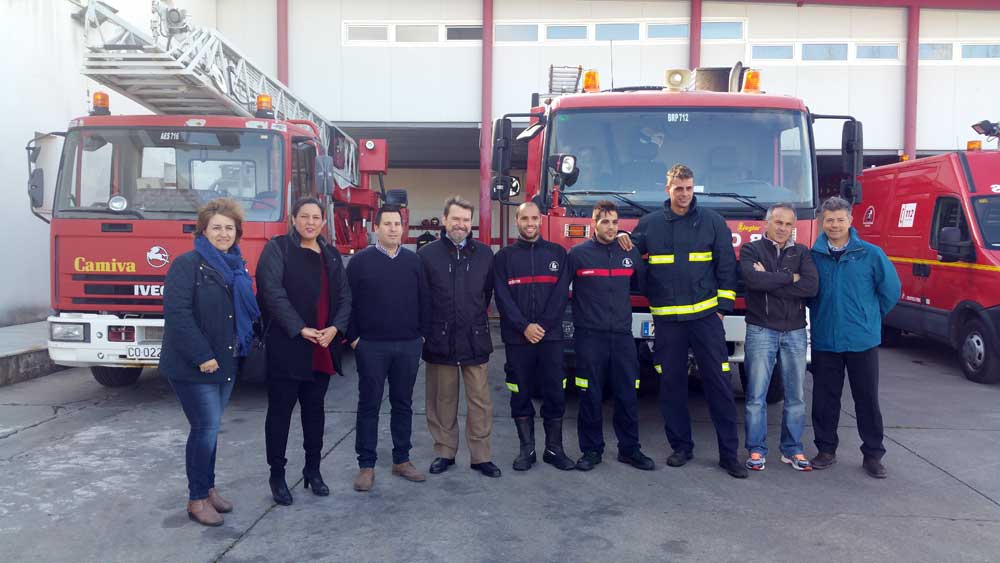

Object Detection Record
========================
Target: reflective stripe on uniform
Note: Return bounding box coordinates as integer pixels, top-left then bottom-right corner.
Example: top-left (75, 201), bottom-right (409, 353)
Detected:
top-left (648, 254), bottom-right (675, 264)
top-left (722, 362), bottom-right (731, 372)
top-left (562, 378), bottom-right (567, 389)
top-left (717, 289), bottom-right (736, 301)
top-left (575, 377), bottom-right (589, 389)
top-left (688, 251), bottom-right (713, 262)
top-left (506, 382), bottom-right (519, 392)
top-left (650, 296), bottom-right (719, 316)
top-left (635, 379), bottom-right (640, 389)
top-left (654, 364), bottom-right (663, 374)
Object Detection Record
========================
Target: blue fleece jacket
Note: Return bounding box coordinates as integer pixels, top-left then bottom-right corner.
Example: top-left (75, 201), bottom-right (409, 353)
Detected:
top-left (808, 228), bottom-right (901, 353)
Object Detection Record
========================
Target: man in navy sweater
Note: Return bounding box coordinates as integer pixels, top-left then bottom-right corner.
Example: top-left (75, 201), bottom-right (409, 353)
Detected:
top-left (493, 201), bottom-right (575, 472)
top-left (347, 205), bottom-right (431, 492)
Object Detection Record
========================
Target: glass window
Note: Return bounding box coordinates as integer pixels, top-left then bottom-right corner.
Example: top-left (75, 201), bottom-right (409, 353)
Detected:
top-left (973, 196), bottom-right (1000, 248)
top-left (546, 25), bottom-right (587, 40)
top-left (495, 24), bottom-right (537, 42)
top-left (346, 25), bottom-right (387, 41)
top-left (702, 22), bottom-right (743, 40)
top-left (919, 43), bottom-right (953, 60)
top-left (446, 26), bottom-right (482, 41)
top-left (857, 45), bottom-right (899, 59)
top-left (647, 23), bottom-right (688, 39)
top-left (596, 23), bottom-right (639, 41)
top-left (930, 197), bottom-right (970, 249)
top-left (962, 44), bottom-right (1000, 59)
top-left (396, 25), bottom-right (439, 42)
top-left (802, 43), bottom-right (848, 61)
top-left (751, 45), bottom-right (793, 60)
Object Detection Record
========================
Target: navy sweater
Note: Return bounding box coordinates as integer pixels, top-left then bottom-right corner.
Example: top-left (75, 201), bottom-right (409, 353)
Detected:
top-left (346, 246), bottom-right (430, 342)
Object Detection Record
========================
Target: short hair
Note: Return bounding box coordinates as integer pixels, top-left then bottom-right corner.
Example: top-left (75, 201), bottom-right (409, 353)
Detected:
top-left (515, 201), bottom-right (540, 219)
top-left (443, 195), bottom-right (475, 218)
top-left (195, 198), bottom-right (244, 243)
top-left (820, 196), bottom-right (852, 217)
top-left (666, 164), bottom-right (694, 187)
top-left (592, 200), bottom-right (618, 220)
top-left (291, 196), bottom-right (325, 218)
top-left (765, 203), bottom-right (797, 221)
top-left (375, 204), bottom-right (403, 226)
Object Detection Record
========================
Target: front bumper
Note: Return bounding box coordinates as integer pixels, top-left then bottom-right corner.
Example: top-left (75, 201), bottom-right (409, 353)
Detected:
top-left (47, 313), bottom-right (163, 369)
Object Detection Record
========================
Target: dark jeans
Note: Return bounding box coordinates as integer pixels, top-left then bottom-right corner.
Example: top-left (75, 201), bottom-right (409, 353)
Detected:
top-left (574, 329), bottom-right (641, 456)
top-left (505, 340), bottom-right (566, 420)
top-left (169, 378), bottom-right (235, 501)
top-left (811, 347), bottom-right (886, 460)
top-left (654, 314), bottom-right (740, 461)
top-left (265, 372), bottom-right (331, 475)
top-left (354, 338), bottom-right (422, 468)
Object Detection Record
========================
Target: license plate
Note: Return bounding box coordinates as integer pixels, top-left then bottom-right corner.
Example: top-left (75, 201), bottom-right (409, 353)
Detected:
top-left (126, 345), bottom-right (160, 360)
top-left (641, 321), bottom-right (655, 338)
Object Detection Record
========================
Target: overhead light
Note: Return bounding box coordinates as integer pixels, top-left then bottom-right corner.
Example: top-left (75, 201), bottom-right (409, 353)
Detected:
top-left (972, 120), bottom-right (999, 137)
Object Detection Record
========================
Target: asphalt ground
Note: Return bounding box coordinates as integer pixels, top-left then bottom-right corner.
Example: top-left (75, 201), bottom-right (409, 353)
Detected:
top-left (1, 332), bottom-right (999, 563)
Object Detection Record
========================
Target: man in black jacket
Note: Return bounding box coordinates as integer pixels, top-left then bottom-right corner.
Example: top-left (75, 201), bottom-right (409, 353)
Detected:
top-left (629, 164), bottom-right (747, 478)
top-left (739, 203), bottom-right (818, 472)
top-left (493, 201), bottom-right (575, 471)
top-left (419, 197), bottom-right (501, 478)
top-left (570, 201), bottom-right (655, 472)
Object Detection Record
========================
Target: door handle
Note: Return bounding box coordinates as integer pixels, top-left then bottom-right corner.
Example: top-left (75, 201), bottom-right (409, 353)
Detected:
top-left (912, 263), bottom-right (930, 277)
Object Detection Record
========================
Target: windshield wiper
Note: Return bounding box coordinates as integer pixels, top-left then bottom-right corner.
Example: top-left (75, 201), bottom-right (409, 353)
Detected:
top-left (699, 192), bottom-right (767, 213)
top-left (58, 207), bottom-right (146, 219)
top-left (561, 190), bottom-right (652, 214)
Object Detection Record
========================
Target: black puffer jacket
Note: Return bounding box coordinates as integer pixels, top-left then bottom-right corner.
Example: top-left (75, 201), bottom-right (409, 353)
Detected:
top-left (739, 237), bottom-right (818, 331)
top-left (418, 232), bottom-right (495, 365)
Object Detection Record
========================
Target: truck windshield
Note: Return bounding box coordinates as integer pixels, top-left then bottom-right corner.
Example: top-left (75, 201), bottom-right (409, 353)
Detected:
top-left (547, 108), bottom-right (813, 215)
top-left (972, 195), bottom-right (1000, 248)
top-left (54, 128), bottom-right (284, 221)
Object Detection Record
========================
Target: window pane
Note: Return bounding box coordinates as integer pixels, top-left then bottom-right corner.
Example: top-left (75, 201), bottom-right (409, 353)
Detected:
top-left (347, 26), bottom-right (387, 41)
top-left (962, 44), bottom-right (1000, 59)
top-left (547, 25), bottom-right (587, 40)
top-left (919, 43), bottom-right (953, 60)
top-left (751, 45), bottom-right (793, 60)
top-left (446, 26), bottom-right (482, 40)
top-left (648, 23), bottom-right (688, 39)
top-left (495, 24), bottom-right (537, 42)
top-left (857, 45), bottom-right (898, 59)
top-left (702, 22), bottom-right (742, 40)
top-left (396, 25), bottom-right (439, 42)
top-left (595, 23), bottom-right (639, 41)
top-left (802, 43), bottom-right (848, 61)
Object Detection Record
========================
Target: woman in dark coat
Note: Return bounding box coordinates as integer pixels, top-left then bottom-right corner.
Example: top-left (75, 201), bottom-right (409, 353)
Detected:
top-left (160, 198), bottom-right (260, 527)
top-left (256, 197), bottom-right (351, 505)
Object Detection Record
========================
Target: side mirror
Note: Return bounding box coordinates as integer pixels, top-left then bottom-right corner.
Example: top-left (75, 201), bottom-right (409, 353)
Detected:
top-left (938, 226), bottom-right (974, 262)
top-left (492, 118), bottom-right (513, 175)
top-left (315, 155), bottom-right (335, 195)
top-left (28, 168), bottom-right (44, 209)
top-left (840, 120), bottom-right (864, 203)
top-left (491, 176), bottom-right (521, 202)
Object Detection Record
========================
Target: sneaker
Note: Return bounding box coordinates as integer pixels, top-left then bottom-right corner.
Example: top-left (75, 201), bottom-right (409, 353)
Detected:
top-left (745, 452), bottom-right (766, 471)
top-left (780, 454), bottom-right (813, 472)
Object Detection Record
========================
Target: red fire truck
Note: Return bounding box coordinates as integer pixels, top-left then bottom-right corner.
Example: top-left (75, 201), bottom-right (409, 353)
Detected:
top-left (24, 2), bottom-right (397, 387)
top-left (491, 65), bottom-right (864, 397)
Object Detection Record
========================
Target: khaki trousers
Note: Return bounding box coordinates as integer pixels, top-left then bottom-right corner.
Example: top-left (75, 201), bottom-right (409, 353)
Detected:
top-left (425, 362), bottom-right (493, 464)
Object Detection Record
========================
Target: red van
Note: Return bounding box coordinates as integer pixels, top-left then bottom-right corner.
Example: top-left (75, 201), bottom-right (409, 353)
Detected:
top-left (853, 151), bottom-right (1000, 383)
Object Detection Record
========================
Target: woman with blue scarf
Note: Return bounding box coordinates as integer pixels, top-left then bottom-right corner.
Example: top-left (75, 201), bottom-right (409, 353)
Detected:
top-left (160, 198), bottom-right (260, 527)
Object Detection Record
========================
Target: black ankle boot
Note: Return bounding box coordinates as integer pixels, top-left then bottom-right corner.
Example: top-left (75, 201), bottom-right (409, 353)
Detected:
top-left (269, 468), bottom-right (293, 506)
top-left (302, 469), bottom-right (330, 496)
top-left (542, 418), bottom-right (576, 471)
top-left (512, 417), bottom-right (536, 471)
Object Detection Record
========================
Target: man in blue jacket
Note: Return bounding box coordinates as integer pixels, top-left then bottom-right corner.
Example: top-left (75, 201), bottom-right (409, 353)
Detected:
top-left (809, 196), bottom-right (901, 479)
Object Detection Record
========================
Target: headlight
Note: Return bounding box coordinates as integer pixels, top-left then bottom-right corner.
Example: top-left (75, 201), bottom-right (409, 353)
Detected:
top-left (51, 323), bottom-right (87, 342)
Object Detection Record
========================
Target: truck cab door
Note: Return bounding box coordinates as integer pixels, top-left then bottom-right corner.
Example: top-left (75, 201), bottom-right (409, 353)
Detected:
top-left (924, 195), bottom-right (974, 339)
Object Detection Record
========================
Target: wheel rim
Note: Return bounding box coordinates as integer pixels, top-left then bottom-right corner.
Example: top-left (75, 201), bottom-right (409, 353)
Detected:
top-left (962, 331), bottom-right (986, 371)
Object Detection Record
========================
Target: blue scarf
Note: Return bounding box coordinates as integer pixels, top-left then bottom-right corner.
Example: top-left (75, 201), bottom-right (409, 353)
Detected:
top-left (194, 235), bottom-right (261, 356)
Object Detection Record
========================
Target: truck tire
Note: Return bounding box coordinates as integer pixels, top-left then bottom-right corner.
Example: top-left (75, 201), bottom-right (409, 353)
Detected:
top-left (91, 366), bottom-right (143, 387)
top-left (738, 362), bottom-right (785, 404)
top-left (958, 319), bottom-right (1000, 384)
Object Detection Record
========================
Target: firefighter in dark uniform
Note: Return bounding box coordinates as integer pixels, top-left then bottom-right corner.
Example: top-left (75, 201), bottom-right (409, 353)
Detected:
top-left (493, 202), bottom-right (575, 472)
top-left (628, 164), bottom-right (747, 478)
top-left (569, 200), bottom-right (655, 472)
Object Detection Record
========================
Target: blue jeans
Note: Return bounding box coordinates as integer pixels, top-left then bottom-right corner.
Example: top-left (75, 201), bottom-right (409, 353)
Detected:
top-left (354, 338), bottom-right (422, 468)
top-left (169, 378), bottom-right (235, 500)
top-left (743, 325), bottom-right (807, 457)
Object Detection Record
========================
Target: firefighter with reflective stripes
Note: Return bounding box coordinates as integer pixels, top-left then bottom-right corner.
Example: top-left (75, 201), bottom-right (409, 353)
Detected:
top-left (568, 200), bottom-right (655, 472)
top-left (493, 202), bottom-right (575, 471)
top-left (628, 164), bottom-right (747, 479)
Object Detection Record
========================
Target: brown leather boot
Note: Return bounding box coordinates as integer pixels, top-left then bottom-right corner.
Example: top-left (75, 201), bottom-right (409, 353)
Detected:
top-left (391, 461), bottom-right (427, 482)
top-left (187, 499), bottom-right (223, 527)
top-left (207, 488), bottom-right (233, 513)
top-left (353, 468), bottom-right (375, 492)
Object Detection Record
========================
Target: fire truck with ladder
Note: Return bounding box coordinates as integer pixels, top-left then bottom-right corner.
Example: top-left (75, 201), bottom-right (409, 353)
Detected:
top-left (26, 1), bottom-right (400, 387)
top-left (490, 64), bottom-right (864, 399)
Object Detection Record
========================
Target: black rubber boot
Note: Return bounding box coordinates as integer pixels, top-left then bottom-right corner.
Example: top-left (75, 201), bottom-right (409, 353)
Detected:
top-left (542, 418), bottom-right (576, 471)
top-left (512, 417), bottom-right (536, 471)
